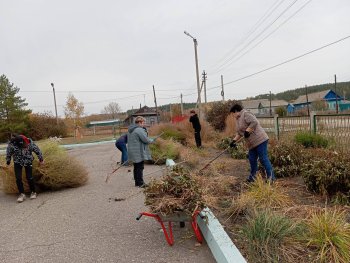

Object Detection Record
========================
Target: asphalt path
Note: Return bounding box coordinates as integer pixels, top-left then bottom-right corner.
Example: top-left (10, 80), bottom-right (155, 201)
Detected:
top-left (0, 143), bottom-right (215, 263)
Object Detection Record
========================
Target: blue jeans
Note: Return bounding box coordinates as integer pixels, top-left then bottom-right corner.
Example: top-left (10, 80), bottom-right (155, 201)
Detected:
top-left (116, 143), bottom-right (128, 165)
top-left (248, 140), bottom-right (275, 181)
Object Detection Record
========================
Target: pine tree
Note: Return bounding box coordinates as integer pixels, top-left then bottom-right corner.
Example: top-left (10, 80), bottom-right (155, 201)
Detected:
top-left (0, 74), bottom-right (31, 141)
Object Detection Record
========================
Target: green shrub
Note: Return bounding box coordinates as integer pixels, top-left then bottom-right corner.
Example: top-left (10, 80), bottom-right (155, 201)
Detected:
top-left (242, 210), bottom-right (304, 263)
top-left (294, 132), bottom-right (329, 148)
top-left (302, 149), bottom-right (350, 199)
top-left (304, 208), bottom-right (350, 263)
top-left (149, 138), bottom-right (180, 164)
top-left (269, 141), bottom-right (310, 178)
top-left (217, 137), bottom-right (247, 159)
top-left (161, 128), bottom-right (186, 144)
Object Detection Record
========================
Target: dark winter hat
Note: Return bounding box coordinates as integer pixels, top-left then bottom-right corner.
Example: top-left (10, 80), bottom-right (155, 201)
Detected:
top-left (230, 104), bottom-right (243, 113)
top-left (190, 110), bottom-right (196, 114)
top-left (13, 135), bottom-right (24, 147)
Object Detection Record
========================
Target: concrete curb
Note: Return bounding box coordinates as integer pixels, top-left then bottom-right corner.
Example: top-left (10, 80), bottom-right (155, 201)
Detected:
top-left (197, 207), bottom-right (247, 263)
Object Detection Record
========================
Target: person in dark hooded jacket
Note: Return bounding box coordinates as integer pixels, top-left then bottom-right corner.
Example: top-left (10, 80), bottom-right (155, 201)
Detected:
top-left (6, 134), bottom-right (44, 203)
top-left (127, 116), bottom-right (153, 188)
top-left (189, 110), bottom-right (202, 148)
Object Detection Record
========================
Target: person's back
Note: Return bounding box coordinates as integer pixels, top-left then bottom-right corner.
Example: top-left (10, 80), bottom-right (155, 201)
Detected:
top-left (189, 110), bottom-right (202, 148)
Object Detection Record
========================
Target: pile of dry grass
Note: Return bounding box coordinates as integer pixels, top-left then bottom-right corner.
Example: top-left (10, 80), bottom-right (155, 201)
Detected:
top-left (195, 170), bottom-right (236, 209)
top-left (144, 166), bottom-right (205, 216)
top-left (1, 141), bottom-right (88, 193)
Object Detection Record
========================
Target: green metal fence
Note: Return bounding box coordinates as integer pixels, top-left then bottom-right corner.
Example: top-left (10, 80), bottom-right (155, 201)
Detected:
top-left (257, 113), bottom-right (350, 150)
top-left (314, 114), bottom-right (350, 150)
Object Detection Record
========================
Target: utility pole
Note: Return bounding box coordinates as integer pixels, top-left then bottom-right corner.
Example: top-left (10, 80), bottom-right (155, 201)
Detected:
top-left (153, 85), bottom-right (159, 124)
top-left (269, 91), bottom-right (272, 116)
top-left (221, 75), bottom-right (225, 101)
top-left (305, 85), bottom-right (310, 116)
top-left (180, 93), bottom-right (184, 116)
top-left (184, 31), bottom-right (201, 118)
top-left (50, 83), bottom-right (58, 125)
top-left (335, 74), bottom-right (339, 113)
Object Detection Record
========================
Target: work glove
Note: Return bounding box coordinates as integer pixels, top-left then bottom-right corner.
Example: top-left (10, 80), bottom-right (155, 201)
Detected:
top-left (149, 138), bottom-right (155, 143)
top-left (6, 161), bottom-right (10, 166)
top-left (229, 140), bottom-right (237, 149)
top-left (244, 130), bottom-right (251, 138)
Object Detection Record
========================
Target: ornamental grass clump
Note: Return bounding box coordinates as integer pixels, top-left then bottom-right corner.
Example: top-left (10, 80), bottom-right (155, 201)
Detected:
top-left (144, 166), bottom-right (205, 216)
top-left (149, 138), bottom-right (180, 165)
top-left (242, 209), bottom-right (305, 263)
top-left (304, 208), bottom-right (350, 263)
top-left (228, 175), bottom-right (292, 217)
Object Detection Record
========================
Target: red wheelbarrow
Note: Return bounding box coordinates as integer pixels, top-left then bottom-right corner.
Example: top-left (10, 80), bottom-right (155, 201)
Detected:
top-left (136, 211), bottom-right (203, 246)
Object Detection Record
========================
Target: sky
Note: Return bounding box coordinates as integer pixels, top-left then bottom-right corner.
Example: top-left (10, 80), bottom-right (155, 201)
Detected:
top-left (1, 0), bottom-right (350, 117)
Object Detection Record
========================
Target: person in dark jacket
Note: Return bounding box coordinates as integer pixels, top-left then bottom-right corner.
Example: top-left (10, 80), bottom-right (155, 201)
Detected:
top-left (189, 110), bottom-right (202, 148)
top-left (6, 134), bottom-right (44, 203)
top-left (115, 133), bottom-right (128, 165)
top-left (127, 116), bottom-right (154, 188)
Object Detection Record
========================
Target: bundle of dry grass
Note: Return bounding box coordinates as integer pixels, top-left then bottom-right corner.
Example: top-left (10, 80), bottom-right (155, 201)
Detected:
top-left (144, 166), bottom-right (205, 216)
top-left (34, 141), bottom-right (88, 190)
top-left (1, 141), bottom-right (88, 193)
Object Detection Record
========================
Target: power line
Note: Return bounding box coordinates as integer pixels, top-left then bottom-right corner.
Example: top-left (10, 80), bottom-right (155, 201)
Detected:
top-left (209, 0), bottom-right (287, 71)
top-left (211, 0), bottom-right (300, 74)
top-left (210, 35), bottom-right (350, 89)
top-left (211, 0), bottom-right (313, 74)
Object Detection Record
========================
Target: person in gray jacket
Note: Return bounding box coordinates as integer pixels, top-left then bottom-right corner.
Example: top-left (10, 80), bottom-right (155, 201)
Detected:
top-left (127, 116), bottom-right (154, 188)
top-left (229, 104), bottom-right (275, 183)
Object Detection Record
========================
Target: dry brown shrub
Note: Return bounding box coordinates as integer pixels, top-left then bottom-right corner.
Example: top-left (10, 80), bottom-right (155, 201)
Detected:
top-left (34, 141), bottom-right (88, 190)
top-left (223, 115), bottom-right (236, 137)
top-left (178, 146), bottom-right (200, 168)
top-left (144, 166), bottom-right (205, 216)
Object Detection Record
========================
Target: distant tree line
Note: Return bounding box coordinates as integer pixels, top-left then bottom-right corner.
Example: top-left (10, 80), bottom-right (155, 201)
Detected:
top-left (253, 81), bottom-right (350, 101)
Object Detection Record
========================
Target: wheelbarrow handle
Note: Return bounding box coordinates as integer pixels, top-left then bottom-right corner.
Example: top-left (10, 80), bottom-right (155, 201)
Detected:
top-left (136, 214), bottom-right (143, 220)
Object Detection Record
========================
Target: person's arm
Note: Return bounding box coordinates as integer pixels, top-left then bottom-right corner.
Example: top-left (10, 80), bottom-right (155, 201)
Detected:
top-left (136, 128), bottom-right (153, 144)
top-left (6, 144), bottom-right (13, 165)
top-left (32, 143), bottom-right (44, 163)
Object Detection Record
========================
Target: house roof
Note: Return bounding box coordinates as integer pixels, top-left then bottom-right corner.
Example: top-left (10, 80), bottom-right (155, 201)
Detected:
top-left (131, 106), bottom-right (158, 116)
top-left (260, 99), bottom-right (288, 107)
top-left (293, 90), bottom-right (331, 104)
top-left (241, 99), bottom-right (264, 109)
top-left (241, 99), bottom-right (288, 109)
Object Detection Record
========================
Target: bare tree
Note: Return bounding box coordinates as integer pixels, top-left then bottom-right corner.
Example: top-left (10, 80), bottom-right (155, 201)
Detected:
top-left (64, 93), bottom-right (84, 128)
top-left (102, 102), bottom-right (121, 120)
